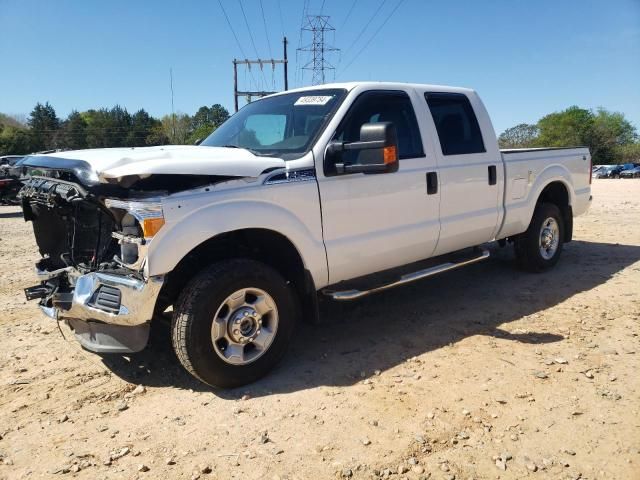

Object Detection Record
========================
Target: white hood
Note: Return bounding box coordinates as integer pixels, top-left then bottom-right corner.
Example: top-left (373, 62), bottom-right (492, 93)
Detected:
top-left (38, 145), bottom-right (285, 183)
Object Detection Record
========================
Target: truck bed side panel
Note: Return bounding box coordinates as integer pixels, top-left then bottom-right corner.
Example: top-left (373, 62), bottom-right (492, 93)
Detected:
top-left (497, 147), bottom-right (591, 239)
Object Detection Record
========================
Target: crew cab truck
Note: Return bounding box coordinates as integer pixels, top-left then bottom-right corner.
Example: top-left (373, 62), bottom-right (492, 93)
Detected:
top-left (20, 82), bottom-right (592, 388)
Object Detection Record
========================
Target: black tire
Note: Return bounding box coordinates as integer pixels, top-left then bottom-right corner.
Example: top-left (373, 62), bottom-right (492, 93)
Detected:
top-left (171, 259), bottom-right (298, 388)
top-left (514, 202), bottom-right (564, 272)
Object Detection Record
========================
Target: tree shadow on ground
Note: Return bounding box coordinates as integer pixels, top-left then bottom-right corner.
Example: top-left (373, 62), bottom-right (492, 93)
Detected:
top-left (100, 240), bottom-right (640, 396)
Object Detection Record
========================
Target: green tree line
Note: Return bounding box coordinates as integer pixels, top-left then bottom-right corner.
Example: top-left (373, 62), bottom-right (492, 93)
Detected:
top-left (498, 106), bottom-right (640, 164)
top-left (0, 103), bottom-right (230, 156)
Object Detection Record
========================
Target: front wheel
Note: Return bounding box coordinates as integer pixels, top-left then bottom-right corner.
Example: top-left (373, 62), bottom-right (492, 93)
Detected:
top-left (514, 203), bottom-right (564, 272)
top-left (171, 259), bottom-right (298, 388)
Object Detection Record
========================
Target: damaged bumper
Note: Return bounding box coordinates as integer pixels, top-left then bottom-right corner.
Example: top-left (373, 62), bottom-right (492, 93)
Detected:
top-left (31, 271), bottom-right (164, 353)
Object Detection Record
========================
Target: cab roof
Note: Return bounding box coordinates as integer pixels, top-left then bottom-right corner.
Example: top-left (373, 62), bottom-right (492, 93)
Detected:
top-left (269, 81), bottom-right (477, 97)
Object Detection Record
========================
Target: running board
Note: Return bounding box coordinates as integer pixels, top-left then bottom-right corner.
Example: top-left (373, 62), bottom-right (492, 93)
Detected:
top-left (323, 248), bottom-right (490, 301)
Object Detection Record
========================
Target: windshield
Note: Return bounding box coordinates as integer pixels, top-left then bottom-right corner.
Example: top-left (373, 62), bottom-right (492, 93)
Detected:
top-left (201, 88), bottom-right (347, 158)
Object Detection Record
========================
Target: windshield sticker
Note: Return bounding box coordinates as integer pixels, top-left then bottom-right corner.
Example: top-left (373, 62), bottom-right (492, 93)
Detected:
top-left (294, 95), bottom-right (333, 106)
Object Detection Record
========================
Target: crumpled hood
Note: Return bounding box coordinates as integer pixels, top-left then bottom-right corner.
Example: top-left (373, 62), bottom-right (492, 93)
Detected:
top-left (23, 145), bottom-right (285, 185)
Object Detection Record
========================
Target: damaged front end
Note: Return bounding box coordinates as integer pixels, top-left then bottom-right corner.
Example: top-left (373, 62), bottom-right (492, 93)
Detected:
top-left (20, 173), bottom-right (165, 353)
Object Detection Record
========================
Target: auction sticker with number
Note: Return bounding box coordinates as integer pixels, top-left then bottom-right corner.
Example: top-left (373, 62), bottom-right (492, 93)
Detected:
top-left (294, 96), bottom-right (333, 106)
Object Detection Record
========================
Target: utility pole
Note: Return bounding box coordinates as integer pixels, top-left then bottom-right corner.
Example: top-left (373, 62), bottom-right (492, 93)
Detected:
top-left (298, 15), bottom-right (339, 85)
top-left (233, 36), bottom-right (289, 112)
top-left (283, 36), bottom-right (288, 91)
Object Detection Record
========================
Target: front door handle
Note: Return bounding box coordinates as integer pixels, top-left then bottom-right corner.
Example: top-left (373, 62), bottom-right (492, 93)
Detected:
top-left (488, 165), bottom-right (497, 185)
top-left (426, 171), bottom-right (438, 195)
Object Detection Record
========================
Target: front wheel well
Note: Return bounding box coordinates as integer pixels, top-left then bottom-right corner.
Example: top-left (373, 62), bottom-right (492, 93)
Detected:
top-left (157, 229), bottom-right (317, 321)
top-left (537, 181), bottom-right (573, 242)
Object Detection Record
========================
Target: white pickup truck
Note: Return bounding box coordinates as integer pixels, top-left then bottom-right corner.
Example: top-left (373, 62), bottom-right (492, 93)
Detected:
top-left (20, 82), bottom-right (592, 387)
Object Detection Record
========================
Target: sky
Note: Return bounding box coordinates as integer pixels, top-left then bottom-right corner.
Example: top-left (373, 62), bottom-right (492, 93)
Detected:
top-left (1, 0), bottom-right (639, 134)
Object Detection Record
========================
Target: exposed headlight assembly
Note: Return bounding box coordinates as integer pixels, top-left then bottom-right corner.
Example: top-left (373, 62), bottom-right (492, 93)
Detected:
top-left (104, 198), bottom-right (165, 271)
top-left (104, 198), bottom-right (165, 238)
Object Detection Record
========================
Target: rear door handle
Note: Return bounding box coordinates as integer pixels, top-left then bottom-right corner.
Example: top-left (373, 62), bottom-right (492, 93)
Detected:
top-left (426, 171), bottom-right (438, 195)
top-left (488, 165), bottom-right (497, 185)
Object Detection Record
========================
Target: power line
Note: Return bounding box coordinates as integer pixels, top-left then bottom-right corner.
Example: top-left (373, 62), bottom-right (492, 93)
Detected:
top-left (259, 0), bottom-right (273, 59)
top-left (216, 0), bottom-right (258, 89)
top-left (232, 38), bottom-right (289, 112)
top-left (341, 0), bottom-right (386, 60)
top-left (296, 0), bottom-right (310, 85)
top-left (339, 0), bottom-right (406, 77)
top-left (277, 0), bottom-right (285, 37)
top-left (238, 0), bottom-right (260, 59)
top-left (339, 0), bottom-right (358, 30)
top-left (297, 0), bottom-right (310, 48)
top-left (217, 0), bottom-right (248, 60)
top-left (238, 0), bottom-right (268, 90)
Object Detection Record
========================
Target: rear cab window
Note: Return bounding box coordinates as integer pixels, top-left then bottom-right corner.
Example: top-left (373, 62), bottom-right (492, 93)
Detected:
top-left (425, 92), bottom-right (485, 156)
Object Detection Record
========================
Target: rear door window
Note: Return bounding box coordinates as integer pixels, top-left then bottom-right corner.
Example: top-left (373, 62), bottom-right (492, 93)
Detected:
top-left (425, 93), bottom-right (485, 156)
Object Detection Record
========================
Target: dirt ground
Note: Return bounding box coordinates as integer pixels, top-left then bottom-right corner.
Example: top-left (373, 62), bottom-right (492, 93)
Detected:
top-left (1, 179), bottom-right (639, 480)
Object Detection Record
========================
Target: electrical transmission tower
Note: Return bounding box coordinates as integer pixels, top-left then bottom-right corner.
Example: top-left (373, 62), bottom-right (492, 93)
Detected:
top-left (298, 15), bottom-right (339, 85)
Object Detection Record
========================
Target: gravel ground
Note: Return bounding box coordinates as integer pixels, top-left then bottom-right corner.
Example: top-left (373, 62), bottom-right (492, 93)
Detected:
top-left (0, 179), bottom-right (639, 480)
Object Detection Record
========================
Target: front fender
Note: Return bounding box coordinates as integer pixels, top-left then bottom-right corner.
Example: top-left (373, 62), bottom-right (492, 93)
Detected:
top-left (146, 197), bottom-right (328, 288)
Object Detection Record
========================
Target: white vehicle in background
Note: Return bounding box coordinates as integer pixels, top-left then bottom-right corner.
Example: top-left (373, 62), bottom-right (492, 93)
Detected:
top-left (19, 82), bottom-right (592, 387)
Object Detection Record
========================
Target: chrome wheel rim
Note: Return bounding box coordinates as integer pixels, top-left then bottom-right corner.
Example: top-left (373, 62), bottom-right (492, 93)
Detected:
top-left (211, 288), bottom-right (278, 365)
top-left (539, 217), bottom-right (560, 260)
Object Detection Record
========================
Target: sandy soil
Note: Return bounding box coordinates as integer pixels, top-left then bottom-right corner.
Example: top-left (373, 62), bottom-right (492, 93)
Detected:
top-left (0, 180), bottom-right (639, 480)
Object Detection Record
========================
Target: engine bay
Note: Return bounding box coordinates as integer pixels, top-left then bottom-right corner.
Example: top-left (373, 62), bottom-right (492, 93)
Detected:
top-left (21, 177), bottom-right (118, 272)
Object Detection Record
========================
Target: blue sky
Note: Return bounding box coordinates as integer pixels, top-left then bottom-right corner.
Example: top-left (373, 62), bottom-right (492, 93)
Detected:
top-left (1, 0), bottom-right (638, 134)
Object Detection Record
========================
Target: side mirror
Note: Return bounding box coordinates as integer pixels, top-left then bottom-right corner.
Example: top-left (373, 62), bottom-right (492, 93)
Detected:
top-left (194, 138), bottom-right (203, 146)
top-left (327, 122), bottom-right (399, 175)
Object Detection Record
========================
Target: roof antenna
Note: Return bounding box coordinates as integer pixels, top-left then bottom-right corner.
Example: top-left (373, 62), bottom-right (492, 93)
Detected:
top-left (170, 68), bottom-right (176, 141)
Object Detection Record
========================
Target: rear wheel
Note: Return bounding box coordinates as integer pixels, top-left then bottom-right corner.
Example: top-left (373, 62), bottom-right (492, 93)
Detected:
top-left (171, 259), bottom-right (298, 388)
top-left (514, 203), bottom-right (564, 272)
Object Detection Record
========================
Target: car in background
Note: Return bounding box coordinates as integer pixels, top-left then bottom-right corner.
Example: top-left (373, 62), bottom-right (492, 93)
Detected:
top-left (593, 165), bottom-right (622, 178)
top-left (0, 155), bottom-right (26, 204)
top-left (620, 166), bottom-right (640, 178)
top-left (592, 164), bottom-right (637, 179)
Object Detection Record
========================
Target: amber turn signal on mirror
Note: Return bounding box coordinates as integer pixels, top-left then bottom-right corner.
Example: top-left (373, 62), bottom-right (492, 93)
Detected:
top-left (383, 146), bottom-right (397, 164)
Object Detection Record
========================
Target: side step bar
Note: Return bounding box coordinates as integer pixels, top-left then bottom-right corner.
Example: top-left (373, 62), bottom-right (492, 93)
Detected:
top-left (323, 248), bottom-right (490, 301)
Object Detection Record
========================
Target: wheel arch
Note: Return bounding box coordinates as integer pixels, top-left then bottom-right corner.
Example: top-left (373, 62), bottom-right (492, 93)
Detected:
top-left (157, 228), bottom-right (319, 322)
